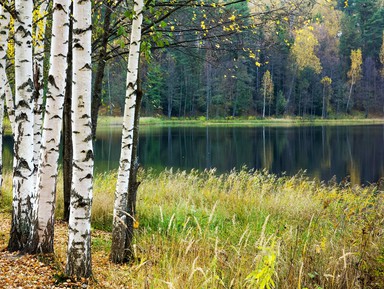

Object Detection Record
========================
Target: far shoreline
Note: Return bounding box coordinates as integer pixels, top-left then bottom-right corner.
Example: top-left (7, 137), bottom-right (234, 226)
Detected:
top-left (97, 115), bottom-right (384, 129)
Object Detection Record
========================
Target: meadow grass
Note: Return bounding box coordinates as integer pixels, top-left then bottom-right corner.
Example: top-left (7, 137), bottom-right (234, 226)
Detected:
top-left (1, 169), bottom-right (384, 288)
top-left (96, 115), bottom-right (384, 129)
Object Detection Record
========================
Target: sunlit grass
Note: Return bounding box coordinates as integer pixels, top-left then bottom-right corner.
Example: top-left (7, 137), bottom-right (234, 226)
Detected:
top-left (97, 115), bottom-right (384, 129)
top-left (1, 169), bottom-right (384, 288)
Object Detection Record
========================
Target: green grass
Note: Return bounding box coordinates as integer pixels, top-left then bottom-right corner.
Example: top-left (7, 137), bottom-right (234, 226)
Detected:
top-left (97, 115), bottom-right (384, 129)
top-left (1, 169), bottom-right (384, 288)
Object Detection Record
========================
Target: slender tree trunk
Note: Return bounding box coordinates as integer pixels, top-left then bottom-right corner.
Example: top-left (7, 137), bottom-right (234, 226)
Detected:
top-left (31, 0), bottom-right (70, 254)
top-left (63, 3), bottom-right (73, 222)
top-left (346, 80), bottom-right (354, 113)
top-left (66, 0), bottom-right (94, 277)
top-left (206, 60), bottom-right (212, 120)
top-left (32, 0), bottom-right (48, 181)
top-left (262, 81), bottom-right (266, 118)
top-left (8, 0), bottom-right (36, 253)
top-left (0, 5), bottom-right (15, 134)
top-left (124, 80), bottom-right (142, 261)
top-left (0, 5), bottom-right (11, 190)
top-left (111, 0), bottom-right (144, 263)
top-left (91, 1), bottom-right (112, 139)
top-left (322, 85), bottom-right (326, 119)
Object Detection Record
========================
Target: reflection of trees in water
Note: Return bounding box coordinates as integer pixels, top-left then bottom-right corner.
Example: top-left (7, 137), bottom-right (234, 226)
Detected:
top-left (3, 125), bottom-right (381, 183)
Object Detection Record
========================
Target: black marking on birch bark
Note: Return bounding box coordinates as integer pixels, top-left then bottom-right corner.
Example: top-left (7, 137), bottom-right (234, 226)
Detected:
top-left (50, 114), bottom-right (62, 120)
top-left (81, 114), bottom-right (90, 119)
top-left (13, 169), bottom-right (27, 179)
top-left (15, 25), bottom-right (28, 36)
top-left (72, 162), bottom-right (83, 171)
top-left (15, 112), bottom-right (29, 122)
top-left (84, 150), bottom-right (93, 162)
top-left (73, 195), bottom-right (87, 207)
top-left (18, 158), bottom-right (31, 171)
top-left (57, 53), bottom-right (67, 58)
top-left (55, 3), bottom-right (65, 10)
top-left (73, 25), bottom-right (92, 35)
top-left (17, 99), bottom-right (31, 108)
top-left (48, 75), bottom-right (59, 89)
top-left (18, 79), bottom-right (34, 93)
top-left (73, 43), bottom-right (84, 50)
top-left (80, 173), bottom-right (93, 182)
top-left (68, 223), bottom-right (80, 234)
top-left (80, 63), bottom-right (92, 71)
top-left (83, 134), bottom-right (92, 142)
top-left (126, 82), bottom-right (135, 90)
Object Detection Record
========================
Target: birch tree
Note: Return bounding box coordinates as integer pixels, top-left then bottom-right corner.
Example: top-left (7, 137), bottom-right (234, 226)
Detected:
top-left (31, 0), bottom-right (70, 253)
top-left (321, 76), bottom-right (332, 119)
top-left (1, 5), bottom-right (15, 134)
top-left (8, 0), bottom-right (36, 252)
top-left (66, 0), bottom-right (94, 277)
top-left (111, 0), bottom-right (144, 263)
top-left (32, 0), bottom-right (48, 178)
top-left (261, 70), bottom-right (273, 118)
top-left (346, 49), bottom-right (362, 113)
top-left (0, 4), bottom-right (12, 190)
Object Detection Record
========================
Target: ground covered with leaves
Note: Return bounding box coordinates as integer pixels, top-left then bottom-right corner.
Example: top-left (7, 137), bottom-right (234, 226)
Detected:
top-left (0, 217), bottom-right (90, 288)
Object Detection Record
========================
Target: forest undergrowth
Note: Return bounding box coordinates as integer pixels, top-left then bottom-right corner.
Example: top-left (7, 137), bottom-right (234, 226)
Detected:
top-left (0, 169), bottom-right (384, 288)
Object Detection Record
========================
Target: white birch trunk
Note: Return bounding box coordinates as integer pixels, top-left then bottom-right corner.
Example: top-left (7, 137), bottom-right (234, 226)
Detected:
top-left (111, 0), bottom-right (144, 263)
top-left (33, 0), bottom-right (48, 184)
top-left (32, 0), bottom-right (70, 253)
top-left (66, 0), bottom-right (93, 277)
top-left (8, 0), bottom-right (36, 252)
top-left (0, 5), bottom-right (11, 189)
top-left (0, 5), bottom-right (15, 135)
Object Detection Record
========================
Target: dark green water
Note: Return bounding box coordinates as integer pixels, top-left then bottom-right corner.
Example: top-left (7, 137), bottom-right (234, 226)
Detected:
top-left (3, 125), bottom-right (384, 184)
top-left (94, 124), bottom-right (384, 184)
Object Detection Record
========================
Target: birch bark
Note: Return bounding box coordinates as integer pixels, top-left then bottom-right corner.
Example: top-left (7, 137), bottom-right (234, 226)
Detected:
top-left (111, 0), bottom-right (144, 263)
top-left (0, 4), bottom-right (15, 134)
top-left (31, 0), bottom-right (70, 253)
top-left (66, 0), bottom-right (94, 277)
top-left (8, 0), bottom-right (36, 252)
top-left (33, 1), bottom-right (48, 175)
top-left (0, 5), bottom-right (11, 189)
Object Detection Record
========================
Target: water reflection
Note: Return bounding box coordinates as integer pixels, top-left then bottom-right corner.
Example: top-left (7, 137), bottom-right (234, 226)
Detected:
top-left (95, 124), bottom-right (384, 184)
top-left (2, 125), bottom-right (384, 184)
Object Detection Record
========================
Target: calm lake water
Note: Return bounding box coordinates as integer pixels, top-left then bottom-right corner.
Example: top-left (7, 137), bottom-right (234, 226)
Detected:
top-left (94, 124), bottom-right (384, 184)
top-left (3, 124), bottom-right (384, 184)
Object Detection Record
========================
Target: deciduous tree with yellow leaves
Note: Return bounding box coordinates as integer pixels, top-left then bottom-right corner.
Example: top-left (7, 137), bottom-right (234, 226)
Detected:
top-left (346, 49), bottom-right (362, 113)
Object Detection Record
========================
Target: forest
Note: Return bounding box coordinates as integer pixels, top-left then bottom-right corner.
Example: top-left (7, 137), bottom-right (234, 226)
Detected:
top-left (0, 0), bottom-right (384, 288)
top-left (101, 0), bottom-right (384, 119)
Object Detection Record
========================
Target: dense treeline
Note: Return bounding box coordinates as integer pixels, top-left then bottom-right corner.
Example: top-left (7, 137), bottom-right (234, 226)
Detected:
top-left (102, 0), bottom-right (384, 119)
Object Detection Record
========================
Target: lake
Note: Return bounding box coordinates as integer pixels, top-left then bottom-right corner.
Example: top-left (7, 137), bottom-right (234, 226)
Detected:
top-left (94, 124), bottom-right (384, 184)
top-left (3, 124), bottom-right (384, 184)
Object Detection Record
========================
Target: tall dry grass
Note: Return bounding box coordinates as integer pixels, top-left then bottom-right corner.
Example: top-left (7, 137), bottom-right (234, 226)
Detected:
top-left (1, 169), bottom-right (384, 288)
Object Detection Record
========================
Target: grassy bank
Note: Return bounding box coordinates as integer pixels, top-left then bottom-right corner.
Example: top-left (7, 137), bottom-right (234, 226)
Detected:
top-left (1, 169), bottom-right (384, 288)
top-left (97, 115), bottom-right (384, 129)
